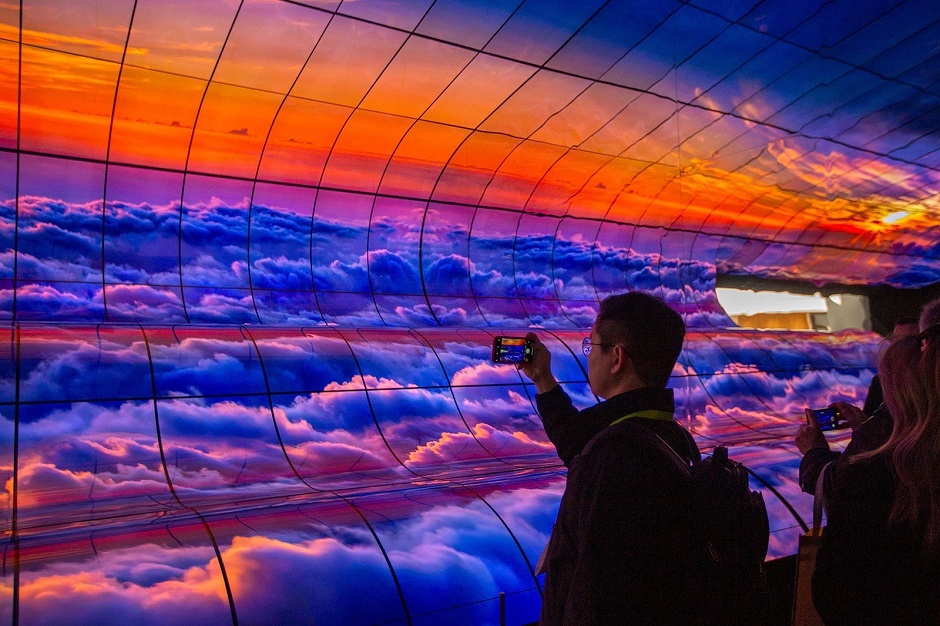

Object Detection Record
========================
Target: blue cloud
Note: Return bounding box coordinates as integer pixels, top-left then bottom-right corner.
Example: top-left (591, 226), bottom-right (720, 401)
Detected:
top-left (368, 249), bottom-right (421, 294)
top-left (425, 254), bottom-right (472, 295)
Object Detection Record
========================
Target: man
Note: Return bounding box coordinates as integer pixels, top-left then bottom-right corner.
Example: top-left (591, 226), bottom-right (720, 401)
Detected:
top-left (519, 292), bottom-right (701, 625)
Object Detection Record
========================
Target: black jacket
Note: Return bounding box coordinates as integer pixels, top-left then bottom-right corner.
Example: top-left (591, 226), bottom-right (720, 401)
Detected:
top-left (812, 453), bottom-right (940, 624)
top-left (861, 374), bottom-right (883, 417)
top-left (536, 386), bottom-right (701, 625)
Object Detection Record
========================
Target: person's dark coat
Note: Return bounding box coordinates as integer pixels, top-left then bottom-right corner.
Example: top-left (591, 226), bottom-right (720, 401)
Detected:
top-left (536, 386), bottom-right (701, 625)
top-left (812, 453), bottom-right (940, 624)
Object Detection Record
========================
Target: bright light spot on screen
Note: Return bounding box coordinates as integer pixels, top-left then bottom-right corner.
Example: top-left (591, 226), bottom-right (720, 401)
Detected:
top-left (881, 210), bottom-right (909, 224)
top-left (716, 289), bottom-right (827, 316)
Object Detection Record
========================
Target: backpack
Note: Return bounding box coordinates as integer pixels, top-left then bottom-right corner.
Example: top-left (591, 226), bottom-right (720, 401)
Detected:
top-left (690, 445), bottom-right (770, 625)
top-left (622, 423), bottom-right (770, 625)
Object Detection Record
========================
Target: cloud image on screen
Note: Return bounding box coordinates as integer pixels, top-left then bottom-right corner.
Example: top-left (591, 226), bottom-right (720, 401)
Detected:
top-left (2, 0), bottom-right (937, 623)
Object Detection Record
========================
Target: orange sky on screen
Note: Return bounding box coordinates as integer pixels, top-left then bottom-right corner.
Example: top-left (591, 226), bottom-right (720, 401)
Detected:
top-left (0, 13), bottom-right (930, 245)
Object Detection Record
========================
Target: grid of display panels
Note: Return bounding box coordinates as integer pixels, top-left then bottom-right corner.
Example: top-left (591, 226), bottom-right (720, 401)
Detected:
top-left (1, 324), bottom-right (880, 623)
top-left (3, 0), bottom-right (940, 324)
top-left (2, 0), bottom-right (940, 624)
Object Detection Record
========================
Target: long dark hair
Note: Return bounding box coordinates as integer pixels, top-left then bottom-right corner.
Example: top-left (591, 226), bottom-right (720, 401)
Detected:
top-left (866, 334), bottom-right (940, 557)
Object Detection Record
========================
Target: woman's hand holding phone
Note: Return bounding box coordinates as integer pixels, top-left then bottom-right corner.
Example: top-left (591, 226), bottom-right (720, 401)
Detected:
top-left (829, 402), bottom-right (867, 430)
top-left (796, 408), bottom-right (830, 454)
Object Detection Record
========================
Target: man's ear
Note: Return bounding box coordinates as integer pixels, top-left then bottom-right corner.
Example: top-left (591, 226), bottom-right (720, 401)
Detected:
top-left (612, 346), bottom-right (645, 390)
top-left (611, 345), bottom-right (632, 375)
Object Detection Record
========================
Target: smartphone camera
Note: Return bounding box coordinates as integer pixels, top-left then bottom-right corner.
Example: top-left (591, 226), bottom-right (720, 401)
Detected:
top-left (491, 336), bottom-right (533, 364)
top-left (810, 407), bottom-right (847, 431)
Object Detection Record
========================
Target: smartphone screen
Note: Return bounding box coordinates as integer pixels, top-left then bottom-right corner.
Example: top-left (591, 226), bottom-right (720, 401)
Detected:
top-left (810, 407), bottom-right (846, 431)
top-left (491, 337), bottom-right (533, 364)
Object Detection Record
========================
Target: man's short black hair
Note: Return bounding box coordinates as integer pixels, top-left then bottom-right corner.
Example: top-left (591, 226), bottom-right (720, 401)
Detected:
top-left (594, 292), bottom-right (685, 388)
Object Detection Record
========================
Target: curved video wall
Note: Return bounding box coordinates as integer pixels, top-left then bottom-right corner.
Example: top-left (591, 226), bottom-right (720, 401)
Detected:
top-left (2, 0), bottom-right (938, 624)
top-left (2, 322), bottom-right (879, 624)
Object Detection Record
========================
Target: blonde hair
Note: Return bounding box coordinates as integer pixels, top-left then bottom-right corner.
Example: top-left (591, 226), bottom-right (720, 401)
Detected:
top-left (868, 334), bottom-right (940, 557)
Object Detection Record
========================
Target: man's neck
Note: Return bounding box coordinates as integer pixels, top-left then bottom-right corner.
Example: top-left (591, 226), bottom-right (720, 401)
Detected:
top-left (599, 376), bottom-right (645, 400)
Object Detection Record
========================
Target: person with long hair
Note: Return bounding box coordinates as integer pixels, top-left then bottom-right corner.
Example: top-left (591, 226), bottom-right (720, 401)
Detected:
top-left (812, 332), bottom-right (940, 623)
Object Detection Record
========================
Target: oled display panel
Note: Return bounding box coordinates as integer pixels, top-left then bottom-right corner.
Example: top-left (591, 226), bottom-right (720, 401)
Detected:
top-left (1, 0), bottom-right (938, 623)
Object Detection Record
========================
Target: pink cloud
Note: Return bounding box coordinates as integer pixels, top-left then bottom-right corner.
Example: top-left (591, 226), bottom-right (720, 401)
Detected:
top-left (450, 361), bottom-right (522, 386)
top-left (406, 423), bottom-right (555, 465)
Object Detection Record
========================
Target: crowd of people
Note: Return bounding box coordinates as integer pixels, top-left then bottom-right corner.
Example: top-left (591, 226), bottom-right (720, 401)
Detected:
top-left (518, 291), bottom-right (940, 625)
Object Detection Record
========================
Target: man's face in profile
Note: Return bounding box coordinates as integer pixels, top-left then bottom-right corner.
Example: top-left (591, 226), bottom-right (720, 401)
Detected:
top-left (587, 323), bottom-right (618, 399)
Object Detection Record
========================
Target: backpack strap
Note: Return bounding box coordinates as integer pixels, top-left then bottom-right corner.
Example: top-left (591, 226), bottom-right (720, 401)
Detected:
top-left (811, 461), bottom-right (833, 535)
top-left (609, 409), bottom-right (675, 425)
top-left (595, 419), bottom-right (692, 478)
top-left (608, 409), bottom-right (699, 465)
top-left (682, 427), bottom-right (702, 464)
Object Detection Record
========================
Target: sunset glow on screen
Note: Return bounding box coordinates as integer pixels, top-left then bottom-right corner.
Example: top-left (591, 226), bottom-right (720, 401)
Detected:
top-left (1, 0), bottom-right (938, 623)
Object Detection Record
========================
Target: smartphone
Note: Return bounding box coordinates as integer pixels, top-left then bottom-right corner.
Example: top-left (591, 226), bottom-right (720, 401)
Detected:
top-left (491, 336), bottom-right (533, 364)
top-left (809, 407), bottom-right (847, 431)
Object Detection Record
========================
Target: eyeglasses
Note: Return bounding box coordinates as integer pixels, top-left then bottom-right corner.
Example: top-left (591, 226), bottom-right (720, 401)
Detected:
top-left (582, 337), bottom-right (618, 356)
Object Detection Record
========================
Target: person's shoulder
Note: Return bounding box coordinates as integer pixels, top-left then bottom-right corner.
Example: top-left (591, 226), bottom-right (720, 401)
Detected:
top-left (581, 420), bottom-right (687, 471)
top-left (835, 451), bottom-right (894, 496)
top-left (802, 446), bottom-right (839, 467)
top-left (663, 420), bottom-right (699, 455)
top-left (580, 420), bottom-right (649, 459)
top-left (851, 408), bottom-right (893, 451)
top-left (867, 406), bottom-right (892, 430)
